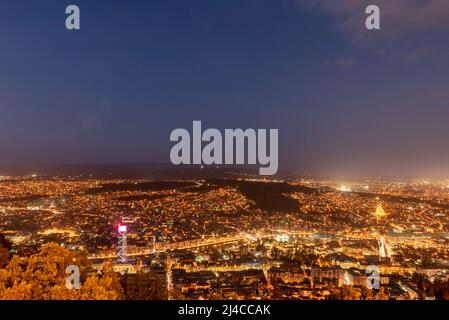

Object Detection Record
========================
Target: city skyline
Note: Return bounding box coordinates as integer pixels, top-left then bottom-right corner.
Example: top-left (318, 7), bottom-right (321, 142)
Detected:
top-left (1, 175), bottom-right (449, 300)
top-left (2, 0), bottom-right (449, 305)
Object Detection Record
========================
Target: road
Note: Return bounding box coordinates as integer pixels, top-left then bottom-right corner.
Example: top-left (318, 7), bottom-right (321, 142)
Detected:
top-left (87, 231), bottom-right (314, 260)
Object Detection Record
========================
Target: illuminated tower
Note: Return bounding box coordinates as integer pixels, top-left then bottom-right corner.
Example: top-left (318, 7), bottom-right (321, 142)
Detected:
top-left (117, 224), bottom-right (128, 263)
top-left (374, 203), bottom-right (387, 219)
top-left (379, 237), bottom-right (388, 259)
top-left (343, 270), bottom-right (353, 286)
top-left (378, 236), bottom-right (393, 262)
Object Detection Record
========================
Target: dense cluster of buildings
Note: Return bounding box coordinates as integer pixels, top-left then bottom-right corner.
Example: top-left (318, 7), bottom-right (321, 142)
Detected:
top-left (0, 176), bottom-right (448, 299)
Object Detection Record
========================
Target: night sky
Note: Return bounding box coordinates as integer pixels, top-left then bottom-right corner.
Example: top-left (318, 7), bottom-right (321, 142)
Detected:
top-left (1, 0), bottom-right (449, 177)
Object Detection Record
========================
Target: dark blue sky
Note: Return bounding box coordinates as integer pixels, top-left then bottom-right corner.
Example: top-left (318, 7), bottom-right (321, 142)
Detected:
top-left (1, 0), bottom-right (449, 177)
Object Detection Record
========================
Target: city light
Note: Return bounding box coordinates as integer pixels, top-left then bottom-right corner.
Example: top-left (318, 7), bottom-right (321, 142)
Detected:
top-left (1, 176), bottom-right (448, 301)
top-left (338, 185), bottom-right (352, 192)
top-left (375, 204), bottom-right (388, 219)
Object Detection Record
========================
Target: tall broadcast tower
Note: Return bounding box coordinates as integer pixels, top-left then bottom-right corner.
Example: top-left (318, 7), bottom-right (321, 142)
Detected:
top-left (117, 224), bottom-right (128, 263)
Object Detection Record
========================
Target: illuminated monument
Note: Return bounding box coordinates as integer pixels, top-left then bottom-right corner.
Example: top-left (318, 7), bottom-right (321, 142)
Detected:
top-left (379, 237), bottom-right (388, 258)
top-left (374, 203), bottom-right (387, 219)
top-left (117, 224), bottom-right (128, 263)
top-left (372, 203), bottom-right (393, 263)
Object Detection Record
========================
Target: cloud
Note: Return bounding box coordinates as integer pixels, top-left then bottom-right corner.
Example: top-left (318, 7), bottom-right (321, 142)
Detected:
top-left (300, 0), bottom-right (449, 45)
top-left (431, 89), bottom-right (449, 99)
top-left (405, 47), bottom-right (436, 63)
top-left (79, 111), bottom-right (103, 132)
top-left (335, 58), bottom-right (355, 68)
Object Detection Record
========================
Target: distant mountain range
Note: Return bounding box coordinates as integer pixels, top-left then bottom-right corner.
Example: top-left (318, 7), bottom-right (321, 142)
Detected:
top-left (1, 163), bottom-right (424, 181)
top-left (0, 162), bottom-right (279, 180)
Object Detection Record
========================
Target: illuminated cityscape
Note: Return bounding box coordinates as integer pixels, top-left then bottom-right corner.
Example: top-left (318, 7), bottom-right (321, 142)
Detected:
top-left (1, 175), bottom-right (448, 300)
top-left (1, 0), bottom-right (449, 305)
top-left (375, 204), bottom-right (388, 219)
